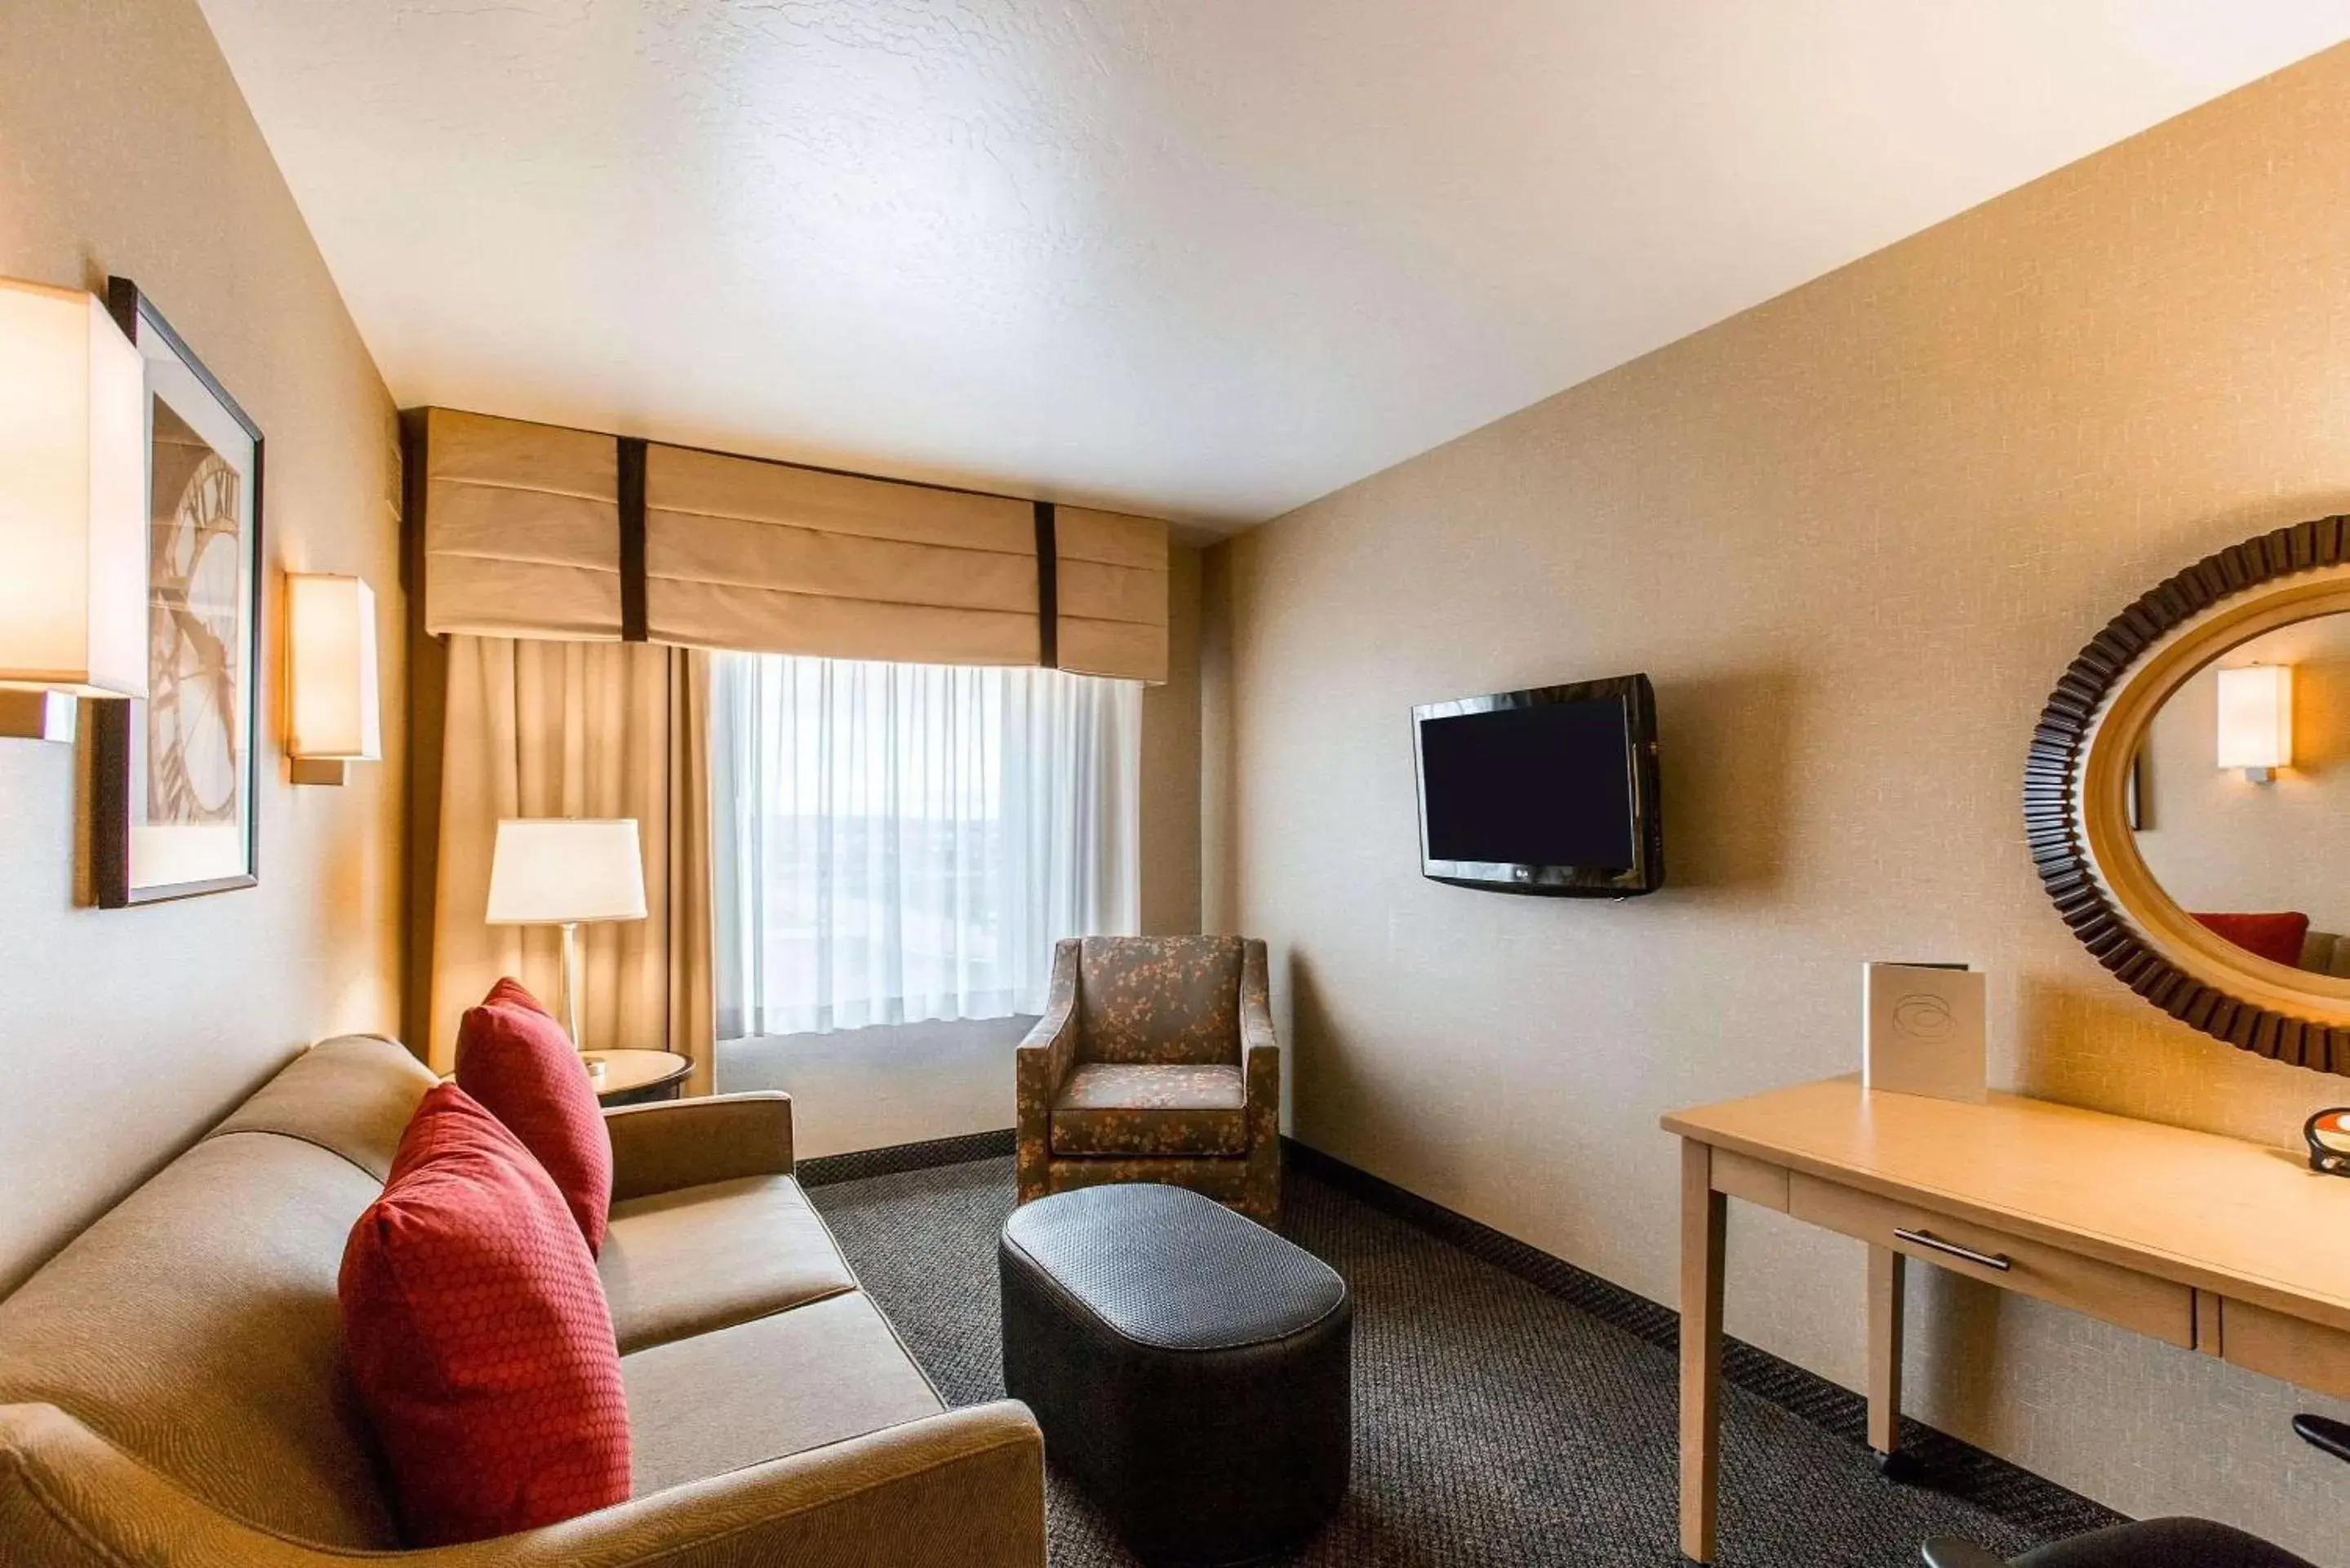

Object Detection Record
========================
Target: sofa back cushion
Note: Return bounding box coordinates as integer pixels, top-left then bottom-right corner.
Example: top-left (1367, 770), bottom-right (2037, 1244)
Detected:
top-left (455, 979), bottom-right (614, 1252)
top-left (1077, 935), bottom-right (1244, 1064)
top-left (341, 1082), bottom-right (631, 1544)
top-left (0, 1036), bottom-right (438, 1548)
top-left (211, 1031), bottom-right (433, 1179)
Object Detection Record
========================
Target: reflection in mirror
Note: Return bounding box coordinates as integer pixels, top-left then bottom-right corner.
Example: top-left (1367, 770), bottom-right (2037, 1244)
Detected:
top-left (2135, 611), bottom-right (2350, 973)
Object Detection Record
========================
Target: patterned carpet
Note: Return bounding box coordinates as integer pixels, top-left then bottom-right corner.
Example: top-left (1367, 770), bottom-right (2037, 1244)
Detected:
top-left (805, 1153), bottom-right (2116, 1568)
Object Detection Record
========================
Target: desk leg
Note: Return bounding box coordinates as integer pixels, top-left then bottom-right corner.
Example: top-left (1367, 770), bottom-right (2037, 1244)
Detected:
top-left (1868, 1244), bottom-right (1908, 1475)
top-left (1680, 1138), bottom-right (1726, 1563)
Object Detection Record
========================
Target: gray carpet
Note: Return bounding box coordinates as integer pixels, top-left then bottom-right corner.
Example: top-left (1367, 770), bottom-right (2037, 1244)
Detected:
top-left (805, 1154), bottom-right (2087, 1568)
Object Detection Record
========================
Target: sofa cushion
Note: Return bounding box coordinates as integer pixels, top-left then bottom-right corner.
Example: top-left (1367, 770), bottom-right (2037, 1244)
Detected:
top-left (207, 1033), bottom-right (438, 1181)
top-left (1051, 1063), bottom-right (1248, 1157)
top-left (1077, 935), bottom-right (1244, 1065)
top-left (599, 1175), bottom-right (858, 1354)
top-left (456, 979), bottom-right (614, 1254)
top-left (340, 1084), bottom-right (630, 1545)
top-left (623, 1292), bottom-right (944, 1497)
top-left (0, 1130), bottom-right (402, 1548)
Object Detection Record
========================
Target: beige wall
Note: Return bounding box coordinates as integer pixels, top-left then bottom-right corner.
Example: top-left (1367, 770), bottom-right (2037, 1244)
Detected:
top-left (2139, 615), bottom-right (2350, 936)
top-left (0, 1), bottom-right (402, 1295)
top-left (1213, 44), bottom-right (2350, 1561)
top-left (1142, 543), bottom-right (1205, 936)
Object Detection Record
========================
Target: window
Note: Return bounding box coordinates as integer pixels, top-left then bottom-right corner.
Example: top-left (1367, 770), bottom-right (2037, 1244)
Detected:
top-left (712, 652), bottom-right (1139, 1038)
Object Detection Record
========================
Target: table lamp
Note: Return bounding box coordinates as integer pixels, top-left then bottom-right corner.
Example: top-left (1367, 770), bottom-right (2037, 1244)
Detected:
top-left (485, 818), bottom-right (647, 1049)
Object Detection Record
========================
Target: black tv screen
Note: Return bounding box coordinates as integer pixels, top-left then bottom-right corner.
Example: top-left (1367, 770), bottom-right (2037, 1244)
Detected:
top-left (1412, 674), bottom-right (1661, 896)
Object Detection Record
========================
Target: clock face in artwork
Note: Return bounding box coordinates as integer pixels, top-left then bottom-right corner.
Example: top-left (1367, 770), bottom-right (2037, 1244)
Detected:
top-left (145, 402), bottom-right (245, 828)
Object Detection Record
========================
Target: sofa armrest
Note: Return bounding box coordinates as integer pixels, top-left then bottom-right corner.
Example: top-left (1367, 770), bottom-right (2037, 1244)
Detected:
top-left (2, 1400), bottom-right (1045, 1568)
top-left (605, 1092), bottom-right (793, 1202)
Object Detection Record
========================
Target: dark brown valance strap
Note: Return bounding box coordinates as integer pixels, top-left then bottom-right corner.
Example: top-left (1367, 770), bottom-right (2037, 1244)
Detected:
top-left (617, 436), bottom-right (649, 642)
top-left (1034, 500), bottom-right (1058, 669)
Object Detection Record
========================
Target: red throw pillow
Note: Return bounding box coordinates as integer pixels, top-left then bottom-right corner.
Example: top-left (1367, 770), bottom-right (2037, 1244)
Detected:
top-left (482, 975), bottom-right (553, 1018)
top-left (456, 979), bottom-right (612, 1253)
top-left (340, 1083), bottom-right (629, 1544)
top-left (2193, 911), bottom-right (2309, 970)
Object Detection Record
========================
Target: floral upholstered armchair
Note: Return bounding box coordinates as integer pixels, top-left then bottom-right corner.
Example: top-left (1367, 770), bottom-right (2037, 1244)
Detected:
top-left (1015, 936), bottom-right (1281, 1226)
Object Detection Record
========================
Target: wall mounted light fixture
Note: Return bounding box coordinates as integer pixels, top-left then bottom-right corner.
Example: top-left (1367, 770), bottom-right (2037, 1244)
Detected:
top-left (0, 278), bottom-right (148, 742)
top-left (286, 573), bottom-right (382, 785)
top-left (2215, 663), bottom-right (2293, 783)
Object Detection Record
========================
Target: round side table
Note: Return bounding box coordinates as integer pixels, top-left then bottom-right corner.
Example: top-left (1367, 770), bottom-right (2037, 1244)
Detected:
top-left (584, 1050), bottom-right (692, 1107)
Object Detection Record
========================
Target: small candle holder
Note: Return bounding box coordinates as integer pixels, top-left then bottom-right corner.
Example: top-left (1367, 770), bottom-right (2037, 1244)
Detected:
top-left (2303, 1108), bottom-right (2350, 1175)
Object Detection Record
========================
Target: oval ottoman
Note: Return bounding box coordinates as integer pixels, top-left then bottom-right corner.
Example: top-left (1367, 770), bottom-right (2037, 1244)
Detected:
top-left (998, 1184), bottom-right (1351, 1566)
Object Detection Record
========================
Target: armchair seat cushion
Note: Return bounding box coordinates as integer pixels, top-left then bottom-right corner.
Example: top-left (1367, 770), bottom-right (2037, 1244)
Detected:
top-left (1051, 1064), bottom-right (1247, 1157)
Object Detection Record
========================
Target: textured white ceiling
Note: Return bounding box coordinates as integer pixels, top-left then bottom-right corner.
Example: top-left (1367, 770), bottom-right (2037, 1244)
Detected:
top-left (197, 2), bottom-right (2349, 531)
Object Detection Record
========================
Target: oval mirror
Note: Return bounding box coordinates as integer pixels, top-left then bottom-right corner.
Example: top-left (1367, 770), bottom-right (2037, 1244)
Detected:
top-left (2030, 518), bottom-right (2350, 1071)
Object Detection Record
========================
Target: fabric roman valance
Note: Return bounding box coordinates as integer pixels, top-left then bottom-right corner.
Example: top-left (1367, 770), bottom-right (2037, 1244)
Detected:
top-left (643, 443), bottom-right (1041, 667)
top-left (414, 408), bottom-right (1170, 682)
top-left (1053, 505), bottom-right (1170, 685)
top-left (418, 408), bottom-right (624, 641)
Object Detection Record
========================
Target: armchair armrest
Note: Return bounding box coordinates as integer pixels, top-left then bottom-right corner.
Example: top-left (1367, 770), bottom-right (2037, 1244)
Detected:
top-left (1015, 941), bottom-right (1082, 1113)
top-left (1239, 937), bottom-right (1277, 1104)
top-left (1015, 942), bottom-right (1083, 1204)
top-left (1, 1400), bottom-right (1045, 1568)
top-left (604, 1091), bottom-right (793, 1202)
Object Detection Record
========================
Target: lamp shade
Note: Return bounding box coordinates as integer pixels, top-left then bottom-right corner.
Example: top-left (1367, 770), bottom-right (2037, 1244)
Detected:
top-left (2215, 664), bottom-right (2293, 771)
top-left (486, 819), bottom-right (647, 924)
top-left (287, 574), bottom-right (381, 761)
top-left (0, 278), bottom-right (148, 697)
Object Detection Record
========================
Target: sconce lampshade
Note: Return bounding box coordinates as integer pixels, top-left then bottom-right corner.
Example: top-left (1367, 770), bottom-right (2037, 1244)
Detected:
top-left (0, 278), bottom-right (148, 699)
top-left (2216, 664), bottom-right (2293, 773)
top-left (287, 574), bottom-right (381, 763)
top-left (486, 819), bottom-right (648, 926)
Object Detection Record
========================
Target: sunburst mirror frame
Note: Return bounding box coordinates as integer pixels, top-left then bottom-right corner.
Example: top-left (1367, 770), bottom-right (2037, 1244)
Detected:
top-left (2030, 515), bottom-right (2350, 1074)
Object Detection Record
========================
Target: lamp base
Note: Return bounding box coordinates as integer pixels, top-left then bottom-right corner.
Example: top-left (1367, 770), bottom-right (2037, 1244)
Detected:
top-left (560, 919), bottom-right (585, 1050)
top-left (290, 757), bottom-right (349, 786)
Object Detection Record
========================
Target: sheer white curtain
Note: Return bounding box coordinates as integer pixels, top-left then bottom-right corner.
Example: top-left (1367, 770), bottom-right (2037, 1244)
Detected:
top-left (712, 653), bottom-right (1139, 1038)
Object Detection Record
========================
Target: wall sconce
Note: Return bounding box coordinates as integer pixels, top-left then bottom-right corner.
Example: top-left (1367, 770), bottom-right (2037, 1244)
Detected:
top-left (0, 278), bottom-right (148, 742)
top-left (286, 573), bottom-right (381, 785)
top-left (2216, 663), bottom-right (2292, 783)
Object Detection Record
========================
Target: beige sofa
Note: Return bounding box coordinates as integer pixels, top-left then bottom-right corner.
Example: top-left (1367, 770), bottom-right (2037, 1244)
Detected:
top-left (0, 1035), bottom-right (1044, 1566)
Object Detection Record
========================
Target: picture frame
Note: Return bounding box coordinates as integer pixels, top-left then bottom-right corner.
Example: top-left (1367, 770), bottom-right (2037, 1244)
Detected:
top-left (90, 278), bottom-right (265, 907)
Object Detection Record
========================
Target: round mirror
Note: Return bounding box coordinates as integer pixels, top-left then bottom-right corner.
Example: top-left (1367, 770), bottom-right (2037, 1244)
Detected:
top-left (2029, 517), bottom-right (2350, 1071)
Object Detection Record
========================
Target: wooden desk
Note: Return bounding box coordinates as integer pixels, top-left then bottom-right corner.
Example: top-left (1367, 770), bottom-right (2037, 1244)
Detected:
top-left (1662, 1079), bottom-right (2350, 1563)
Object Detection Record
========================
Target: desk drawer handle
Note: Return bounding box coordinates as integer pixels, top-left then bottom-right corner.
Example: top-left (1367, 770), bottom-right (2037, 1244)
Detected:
top-left (1894, 1227), bottom-right (2012, 1272)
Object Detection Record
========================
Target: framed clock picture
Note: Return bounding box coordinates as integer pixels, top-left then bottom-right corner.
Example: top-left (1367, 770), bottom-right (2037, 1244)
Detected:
top-left (90, 278), bottom-right (264, 907)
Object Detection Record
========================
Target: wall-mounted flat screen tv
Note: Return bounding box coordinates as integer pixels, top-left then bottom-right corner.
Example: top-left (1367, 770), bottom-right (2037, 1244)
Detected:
top-left (1412, 673), bottom-right (1662, 896)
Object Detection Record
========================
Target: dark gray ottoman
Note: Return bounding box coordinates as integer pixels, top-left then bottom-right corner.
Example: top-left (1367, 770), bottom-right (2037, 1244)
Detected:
top-left (998, 1184), bottom-right (1351, 1566)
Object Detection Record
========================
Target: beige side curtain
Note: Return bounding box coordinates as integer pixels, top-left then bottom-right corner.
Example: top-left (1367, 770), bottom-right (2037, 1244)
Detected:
top-left (427, 635), bottom-right (715, 1093)
top-left (1055, 505), bottom-right (1170, 683)
top-left (420, 409), bottom-right (624, 641)
top-left (644, 443), bottom-right (1040, 665)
